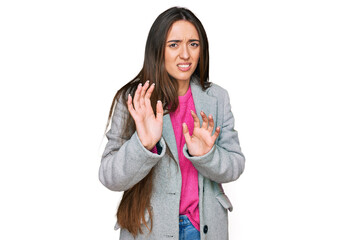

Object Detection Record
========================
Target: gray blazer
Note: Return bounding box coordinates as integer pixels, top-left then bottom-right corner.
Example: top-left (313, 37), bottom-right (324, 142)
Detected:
top-left (99, 78), bottom-right (245, 240)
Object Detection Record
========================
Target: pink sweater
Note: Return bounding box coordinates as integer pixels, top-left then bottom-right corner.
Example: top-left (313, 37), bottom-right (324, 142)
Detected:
top-left (169, 87), bottom-right (200, 231)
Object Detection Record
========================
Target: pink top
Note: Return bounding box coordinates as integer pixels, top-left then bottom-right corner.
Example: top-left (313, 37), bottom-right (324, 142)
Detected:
top-left (170, 86), bottom-right (200, 231)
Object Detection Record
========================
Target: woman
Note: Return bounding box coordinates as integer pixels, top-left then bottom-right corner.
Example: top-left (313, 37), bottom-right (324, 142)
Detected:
top-left (99, 7), bottom-right (245, 240)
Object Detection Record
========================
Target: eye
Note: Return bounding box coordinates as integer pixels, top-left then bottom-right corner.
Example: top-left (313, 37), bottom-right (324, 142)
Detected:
top-left (168, 43), bottom-right (178, 48)
top-left (190, 42), bottom-right (199, 47)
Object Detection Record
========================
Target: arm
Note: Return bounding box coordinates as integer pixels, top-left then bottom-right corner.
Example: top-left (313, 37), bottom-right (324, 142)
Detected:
top-left (182, 90), bottom-right (245, 183)
top-left (99, 99), bottom-right (166, 191)
top-left (99, 82), bottom-right (165, 191)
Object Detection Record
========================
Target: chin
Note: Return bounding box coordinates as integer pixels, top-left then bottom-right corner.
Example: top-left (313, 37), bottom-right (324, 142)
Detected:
top-left (177, 77), bottom-right (191, 81)
top-left (173, 73), bottom-right (193, 82)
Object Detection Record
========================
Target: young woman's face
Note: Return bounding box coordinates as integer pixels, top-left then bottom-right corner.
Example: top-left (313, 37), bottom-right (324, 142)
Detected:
top-left (164, 20), bottom-right (200, 83)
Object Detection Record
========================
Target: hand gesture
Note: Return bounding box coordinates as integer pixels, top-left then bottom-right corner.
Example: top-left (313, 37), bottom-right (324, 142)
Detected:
top-left (127, 81), bottom-right (163, 150)
top-left (183, 110), bottom-right (220, 157)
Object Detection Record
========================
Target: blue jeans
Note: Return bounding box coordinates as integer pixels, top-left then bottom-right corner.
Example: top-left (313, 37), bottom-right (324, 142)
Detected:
top-left (179, 215), bottom-right (200, 240)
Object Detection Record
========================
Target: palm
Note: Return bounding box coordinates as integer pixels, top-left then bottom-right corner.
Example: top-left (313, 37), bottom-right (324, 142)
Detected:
top-left (183, 110), bottom-right (220, 156)
top-left (127, 81), bottom-right (163, 150)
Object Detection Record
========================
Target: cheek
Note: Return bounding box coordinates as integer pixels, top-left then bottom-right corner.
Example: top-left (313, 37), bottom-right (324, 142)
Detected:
top-left (165, 51), bottom-right (176, 64)
top-left (192, 50), bottom-right (200, 61)
top-left (193, 54), bottom-right (200, 67)
top-left (164, 52), bottom-right (172, 70)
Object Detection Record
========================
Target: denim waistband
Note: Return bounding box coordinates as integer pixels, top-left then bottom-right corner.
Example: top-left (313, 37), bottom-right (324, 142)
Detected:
top-left (179, 215), bottom-right (192, 227)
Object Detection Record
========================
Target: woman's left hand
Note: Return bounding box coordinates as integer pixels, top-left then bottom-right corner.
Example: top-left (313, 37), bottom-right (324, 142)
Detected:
top-left (183, 110), bottom-right (220, 157)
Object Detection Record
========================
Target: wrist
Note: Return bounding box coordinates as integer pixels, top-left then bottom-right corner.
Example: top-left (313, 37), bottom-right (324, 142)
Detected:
top-left (140, 139), bottom-right (154, 150)
top-left (142, 138), bottom-right (159, 151)
top-left (145, 143), bottom-right (155, 151)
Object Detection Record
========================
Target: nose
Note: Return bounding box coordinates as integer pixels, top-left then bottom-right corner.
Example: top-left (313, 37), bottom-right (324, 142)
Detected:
top-left (179, 44), bottom-right (190, 60)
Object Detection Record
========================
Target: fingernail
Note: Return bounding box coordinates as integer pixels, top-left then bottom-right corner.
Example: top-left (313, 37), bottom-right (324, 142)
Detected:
top-left (146, 80), bottom-right (149, 84)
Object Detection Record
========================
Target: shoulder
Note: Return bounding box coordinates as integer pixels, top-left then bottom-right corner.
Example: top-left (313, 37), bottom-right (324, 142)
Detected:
top-left (205, 82), bottom-right (228, 98)
top-left (190, 76), bottom-right (229, 99)
top-left (205, 83), bottom-right (231, 107)
top-left (190, 77), bottom-right (231, 108)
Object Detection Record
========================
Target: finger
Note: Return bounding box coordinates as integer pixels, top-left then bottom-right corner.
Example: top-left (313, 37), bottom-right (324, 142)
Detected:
top-left (133, 83), bottom-right (142, 110)
top-left (140, 80), bottom-right (149, 98)
top-left (190, 110), bottom-right (200, 128)
top-left (127, 94), bottom-right (136, 118)
top-left (182, 123), bottom-right (192, 144)
top-left (139, 80), bottom-right (149, 108)
top-left (145, 81), bottom-right (154, 99)
top-left (200, 111), bottom-right (208, 129)
top-left (145, 83), bottom-right (155, 109)
top-left (208, 115), bottom-right (214, 133)
top-left (156, 100), bottom-right (163, 121)
top-left (212, 126), bottom-right (221, 142)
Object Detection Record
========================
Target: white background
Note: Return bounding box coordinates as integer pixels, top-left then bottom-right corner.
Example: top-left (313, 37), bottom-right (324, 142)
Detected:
top-left (1, 0), bottom-right (361, 239)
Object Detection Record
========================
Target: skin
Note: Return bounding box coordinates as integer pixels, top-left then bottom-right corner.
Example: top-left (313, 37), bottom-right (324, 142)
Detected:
top-left (127, 81), bottom-right (163, 150)
top-left (127, 20), bottom-right (220, 156)
top-left (164, 20), bottom-right (200, 96)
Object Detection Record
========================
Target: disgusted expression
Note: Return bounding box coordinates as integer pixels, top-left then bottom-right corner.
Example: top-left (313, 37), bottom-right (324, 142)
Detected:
top-left (164, 20), bottom-right (200, 84)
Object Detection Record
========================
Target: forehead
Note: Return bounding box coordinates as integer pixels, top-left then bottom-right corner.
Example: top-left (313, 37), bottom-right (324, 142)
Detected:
top-left (166, 20), bottom-right (199, 40)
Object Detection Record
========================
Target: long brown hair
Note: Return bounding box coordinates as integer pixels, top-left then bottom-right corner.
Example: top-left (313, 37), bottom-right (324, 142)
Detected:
top-left (105, 7), bottom-right (210, 237)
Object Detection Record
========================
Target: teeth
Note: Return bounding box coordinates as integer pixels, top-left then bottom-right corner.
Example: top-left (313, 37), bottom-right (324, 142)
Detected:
top-left (178, 64), bottom-right (190, 68)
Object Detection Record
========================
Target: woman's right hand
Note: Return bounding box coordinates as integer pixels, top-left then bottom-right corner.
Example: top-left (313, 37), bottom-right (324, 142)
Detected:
top-left (127, 81), bottom-right (163, 150)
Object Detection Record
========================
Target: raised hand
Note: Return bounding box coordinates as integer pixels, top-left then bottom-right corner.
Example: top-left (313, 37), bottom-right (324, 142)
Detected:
top-left (183, 110), bottom-right (220, 157)
top-left (127, 81), bottom-right (163, 150)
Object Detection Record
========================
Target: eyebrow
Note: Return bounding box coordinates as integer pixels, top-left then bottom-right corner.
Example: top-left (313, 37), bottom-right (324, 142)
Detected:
top-left (166, 39), bottom-right (200, 43)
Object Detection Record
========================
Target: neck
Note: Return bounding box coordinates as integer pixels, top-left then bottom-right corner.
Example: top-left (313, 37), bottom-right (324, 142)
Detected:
top-left (177, 79), bottom-right (190, 96)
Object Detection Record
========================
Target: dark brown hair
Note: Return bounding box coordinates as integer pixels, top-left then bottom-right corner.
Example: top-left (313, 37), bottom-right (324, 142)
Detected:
top-left (105, 7), bottom-right (210, 237)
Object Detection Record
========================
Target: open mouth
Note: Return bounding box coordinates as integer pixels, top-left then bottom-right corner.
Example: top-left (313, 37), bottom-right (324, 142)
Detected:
top-left (177, 63), bottom-right (191, 72)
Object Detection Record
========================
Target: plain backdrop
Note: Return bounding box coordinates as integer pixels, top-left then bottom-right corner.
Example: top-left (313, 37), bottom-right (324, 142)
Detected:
top-left (1, 0), bottom-right (361, 239)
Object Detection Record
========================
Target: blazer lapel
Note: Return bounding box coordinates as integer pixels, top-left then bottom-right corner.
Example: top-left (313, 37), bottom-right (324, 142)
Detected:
top-left (190, 80), bottom-right (217, 128)
top-left (162, 113), bottom-right (179, 162)
top-left (161, 78), bottom-right (218, 163)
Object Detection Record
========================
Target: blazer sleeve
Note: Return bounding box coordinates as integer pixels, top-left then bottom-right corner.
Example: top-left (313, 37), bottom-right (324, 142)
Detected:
top-left (183, 89), bottom-right (245, 183)
top-left (99, 98), bottom-right (166, 192)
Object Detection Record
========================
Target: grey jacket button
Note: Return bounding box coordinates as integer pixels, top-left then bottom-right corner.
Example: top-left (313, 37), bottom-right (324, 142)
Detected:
top-left (203, 225), bottom-right (208, 234)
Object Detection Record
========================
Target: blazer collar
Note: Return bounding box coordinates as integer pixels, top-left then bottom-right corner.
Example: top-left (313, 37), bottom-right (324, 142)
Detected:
top-left (189, 77), bottom-right (217, 122)
top-left (162, 77), bottom-right (217, 162)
